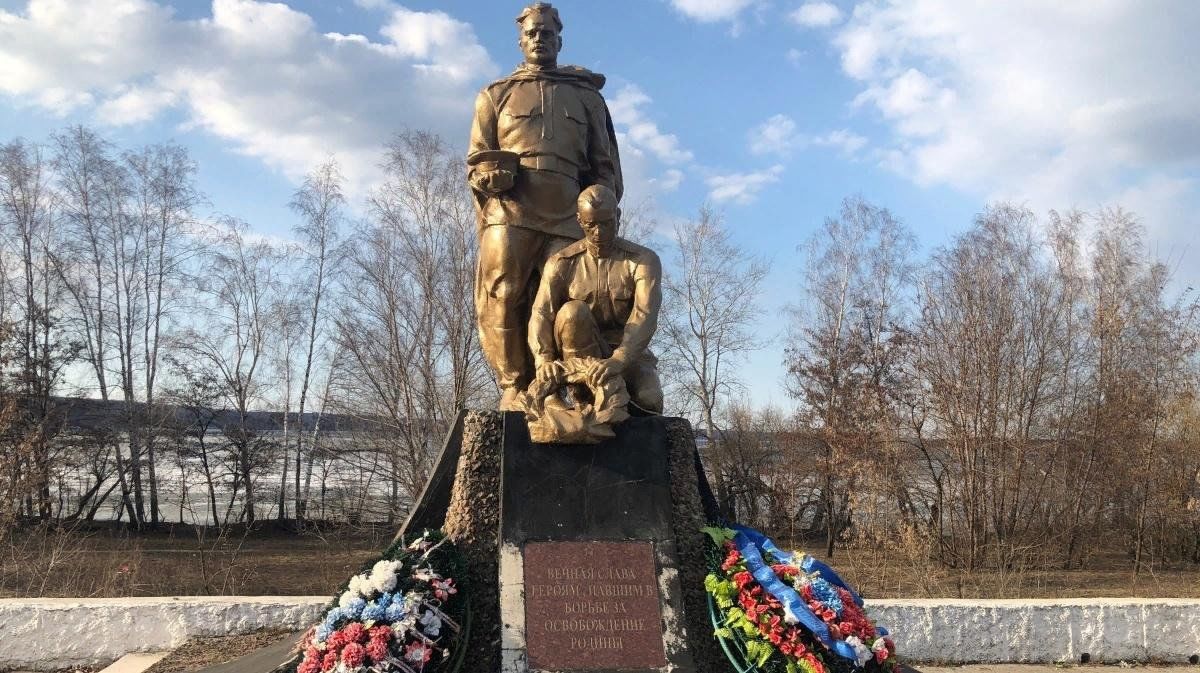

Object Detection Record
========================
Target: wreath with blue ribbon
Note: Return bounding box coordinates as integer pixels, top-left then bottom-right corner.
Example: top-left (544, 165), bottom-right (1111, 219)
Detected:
top-left (704, 525), bottom-right (897, 673)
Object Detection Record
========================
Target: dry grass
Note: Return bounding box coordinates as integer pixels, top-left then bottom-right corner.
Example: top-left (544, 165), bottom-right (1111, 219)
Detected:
top-left (2, 523), bottom-right (1198, 600)
top-left (801, 535), bottom-right (1200, 600)
top-left (0, 521), bottom-right (391, 598)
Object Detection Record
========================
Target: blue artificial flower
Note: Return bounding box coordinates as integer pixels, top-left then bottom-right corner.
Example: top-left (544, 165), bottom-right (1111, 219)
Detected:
top-left (322, 607), bottom-right (343, 628)
top-left (809, 576), bottom-right (845, 615)
top-left (361, 600), bottom-right (385, 621)
top-left (384, 597), bottom-right (408, 622)
top-left (375, 592), bottom-right (393, 610)
top-left (343, 597), bottom-right (367, 620)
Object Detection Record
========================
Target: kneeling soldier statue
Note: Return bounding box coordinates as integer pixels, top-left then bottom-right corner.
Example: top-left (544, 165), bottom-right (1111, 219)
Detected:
top-left (521, 184), bottom-right (663, 442)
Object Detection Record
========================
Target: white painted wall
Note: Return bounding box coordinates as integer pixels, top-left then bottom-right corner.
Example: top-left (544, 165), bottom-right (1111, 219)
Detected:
top-left (0, 596), bottom-right (326, 670)
top-left (867, 598), bottom-right (1200, 664)
top-left (1, 597), bottom-right (1198, 670)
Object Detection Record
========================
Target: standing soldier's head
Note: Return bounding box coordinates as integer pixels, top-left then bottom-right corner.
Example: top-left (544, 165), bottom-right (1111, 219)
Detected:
top-left (516, 2), bottom-right (562, 68)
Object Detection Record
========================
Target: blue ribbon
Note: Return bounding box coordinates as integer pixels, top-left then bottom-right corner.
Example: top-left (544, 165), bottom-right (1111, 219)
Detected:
top-left (732, 527), bottom-right (858, 661)
top-left (733, 525), bottom-right (866, 608)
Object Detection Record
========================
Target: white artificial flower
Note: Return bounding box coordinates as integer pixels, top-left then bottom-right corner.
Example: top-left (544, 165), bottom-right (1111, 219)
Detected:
top-left (347, 574), bottom-right (367, 597)
top-left (338, 590), bottom-right (357, 609)
top-left (412, 567), bottom-right (440, 583)
top-left (405, 590), bottom-right (425, 611)
top-left (370, 560), bottom-right (400, 593)
top-left (846, 635), bottom-right (872, 667)
top-left (392, 612), bottom-right (418, 636)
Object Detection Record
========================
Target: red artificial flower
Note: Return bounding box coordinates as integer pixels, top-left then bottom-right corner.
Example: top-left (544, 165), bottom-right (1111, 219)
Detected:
top-left (733, 571), bottom-right (753, 589)
top-left (343, 622), bottom-right (368, 643)
top-left (342, 642), bottom-right (366, 667)
top-left (297, 651), bottom-right (322, 673)
top-left (875, 648), bottom-right (890, 662)
top-left (367, 636), bottom-right (390, 662)
top-left (326, 631), bottom-right (347, 651)
top-left (368, 625), bottom-right (392, 641)
top-left (771, 563), bottom-right (799, 578)
top-left (884, 637), bottom-right (896, 653)
top-left (321, 651), bottom-right (338, 672)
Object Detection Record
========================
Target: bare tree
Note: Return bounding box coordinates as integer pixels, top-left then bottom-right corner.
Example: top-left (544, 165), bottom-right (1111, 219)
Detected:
top-left (177, 219), bottom-right (281, 524)
top-left (333, 131), bottom-right (488, 523)
top-left (286, 159), bottom-right (343, 522)
top-left (786, 196), bottom-right (915, 556)
top-left (0, 138), bottom-right (74, 520)
top-left (124, 142), bottom-right (202, 524)
top-left (657, 205), bottom-right (769, 518)
top-left (50, 128), bottom-right (200, 527)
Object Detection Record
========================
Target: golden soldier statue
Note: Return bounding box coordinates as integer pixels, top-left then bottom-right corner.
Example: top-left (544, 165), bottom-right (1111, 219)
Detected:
top-left (467, 2), bottom-right (622, 410)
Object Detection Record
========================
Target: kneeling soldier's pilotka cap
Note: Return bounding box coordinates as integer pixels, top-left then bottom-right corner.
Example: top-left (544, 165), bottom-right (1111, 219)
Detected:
top-left (578, 184), bottom-right (619, 221)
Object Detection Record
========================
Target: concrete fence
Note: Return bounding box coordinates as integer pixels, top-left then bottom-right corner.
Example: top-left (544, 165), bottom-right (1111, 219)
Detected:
top-left (1, 597), bottom-right (1197, 670)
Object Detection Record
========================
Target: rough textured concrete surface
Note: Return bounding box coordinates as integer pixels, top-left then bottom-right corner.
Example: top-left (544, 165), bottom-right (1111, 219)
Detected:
top-left (867, 598), bottom-right (1200, 663)
top-left (5, 596), bottom-right (1200, 668)
top-left (441, 409), bottom-right (504, 673)
top-left (0, 596), bottom-right (325, 670)
top-left (664, 416), bottom-right (730, 673)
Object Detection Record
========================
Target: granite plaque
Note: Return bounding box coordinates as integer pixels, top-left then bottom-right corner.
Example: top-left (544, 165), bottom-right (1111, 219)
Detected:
top-left (524, 541), bottom-right (667, 670)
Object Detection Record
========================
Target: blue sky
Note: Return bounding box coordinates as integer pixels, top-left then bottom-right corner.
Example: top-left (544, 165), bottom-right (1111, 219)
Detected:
top-left (1, 0), bottom-right (1197, 409)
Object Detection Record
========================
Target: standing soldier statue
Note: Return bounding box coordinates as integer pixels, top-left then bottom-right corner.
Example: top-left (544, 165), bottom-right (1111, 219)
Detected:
top-left (468, 2), bottom-right (623, 410)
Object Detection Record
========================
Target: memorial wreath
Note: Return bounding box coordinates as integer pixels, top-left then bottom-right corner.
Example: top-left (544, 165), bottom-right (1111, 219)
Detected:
top-left (704, 525), bottom-right (897, 673)
top-left (286, 529), bottom-right (469, 673)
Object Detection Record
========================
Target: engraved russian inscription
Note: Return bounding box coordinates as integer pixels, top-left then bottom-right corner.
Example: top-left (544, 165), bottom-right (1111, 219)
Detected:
top-left (524, 541), bottom-right (667, 670)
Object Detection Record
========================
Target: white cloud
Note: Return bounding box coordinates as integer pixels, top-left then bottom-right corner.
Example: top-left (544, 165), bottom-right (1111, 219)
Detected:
top-left (790, 2), bottom-right (842, 27)
top-left (748, 114), bottom-right (866, 158)
top-left (829, 0), bottom-right (1200, 248)
top-left (610, 84), bottom-right (694, 205)
top-left (609, 85), bottom-right (694, 166)
top-left (668, 0), bottom-right (758, 23)
top-left (654, 168), bottom-right (685, 192)
top-left (812, 129), bottom-right (867, 156)
top-left (706, 164), bottom-right (784, 204)
top-left (0, 0), bottom-right (497, 195)
top-left (749, 114), bottom-right (802, 156)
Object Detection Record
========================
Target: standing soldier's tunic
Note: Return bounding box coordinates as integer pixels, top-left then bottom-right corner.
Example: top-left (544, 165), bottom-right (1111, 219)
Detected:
top-left (468, 63), bottom-right (623, 395)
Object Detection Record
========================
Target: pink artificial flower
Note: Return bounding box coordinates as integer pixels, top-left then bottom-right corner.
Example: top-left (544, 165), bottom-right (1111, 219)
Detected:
top-left (405, 641), bottom-right (433, 664)
top-left (433, 578), bottom-right (457, 601)
top-left (321, 651), bottom-right (338, 671)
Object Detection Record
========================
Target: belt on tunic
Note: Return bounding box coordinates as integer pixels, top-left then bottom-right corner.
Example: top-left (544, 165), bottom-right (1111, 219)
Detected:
top-left (519, 155), bottom-right (579, 180)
